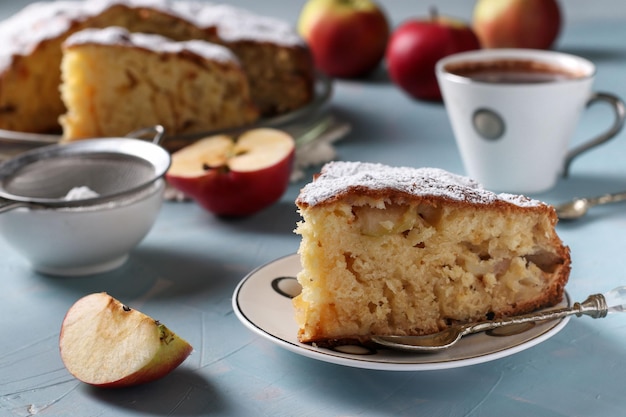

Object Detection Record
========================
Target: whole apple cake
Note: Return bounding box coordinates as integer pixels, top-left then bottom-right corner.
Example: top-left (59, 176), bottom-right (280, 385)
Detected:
top-left (59, 27), bottom-right (259, 140)
top-left (293, 161), bottom-right (571, 346)
top-left (0, 0), bottom-right (314, 135)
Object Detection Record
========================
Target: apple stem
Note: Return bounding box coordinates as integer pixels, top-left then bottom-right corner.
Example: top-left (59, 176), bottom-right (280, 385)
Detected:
top-left (430, 6), bottom-right (438, 21)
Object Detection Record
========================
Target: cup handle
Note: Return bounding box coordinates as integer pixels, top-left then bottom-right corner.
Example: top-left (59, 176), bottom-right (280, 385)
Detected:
top-left (563, 92), bottom-right (626, 177)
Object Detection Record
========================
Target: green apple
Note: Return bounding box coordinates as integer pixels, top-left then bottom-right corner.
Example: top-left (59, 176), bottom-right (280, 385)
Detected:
top-left (59, 292), bottom-right (192, 388)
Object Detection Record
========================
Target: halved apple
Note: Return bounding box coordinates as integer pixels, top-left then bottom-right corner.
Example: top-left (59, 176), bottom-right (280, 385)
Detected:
top-left (166, 128), bottom-right (296, 217)
top-left (59, 292), bottom-right (193, 388)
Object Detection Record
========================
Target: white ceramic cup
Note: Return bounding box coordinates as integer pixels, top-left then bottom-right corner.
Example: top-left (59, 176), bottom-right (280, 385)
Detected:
top-left (436, 49), bottom-right (625, 193)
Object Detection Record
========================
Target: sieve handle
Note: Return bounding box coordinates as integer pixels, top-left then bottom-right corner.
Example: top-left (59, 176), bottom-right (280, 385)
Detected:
top-left (124, 125), bottom-right (165, 145)
top-left (0, 198), bottom-right (32, 214)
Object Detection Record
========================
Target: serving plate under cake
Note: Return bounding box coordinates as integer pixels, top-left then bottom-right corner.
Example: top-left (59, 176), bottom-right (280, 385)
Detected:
top-left (232, 253), bottom-right (571, 372)
top-left (0, 73), bottom-right (332, 150)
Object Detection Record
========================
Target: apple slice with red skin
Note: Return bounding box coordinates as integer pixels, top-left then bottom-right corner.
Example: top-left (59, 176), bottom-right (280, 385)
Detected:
top-left (59, 292), bottom-right (192, 388)
top-left (166, 128), bottom-right (295, 217)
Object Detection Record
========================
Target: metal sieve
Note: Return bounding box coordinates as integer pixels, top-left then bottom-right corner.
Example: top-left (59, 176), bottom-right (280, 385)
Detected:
top-left (0, 126), bottom-right (170, 213)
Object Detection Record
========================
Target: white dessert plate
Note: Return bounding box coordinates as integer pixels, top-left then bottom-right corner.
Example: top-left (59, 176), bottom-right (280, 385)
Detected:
top-left (232, 253), bottom-right (571, 372)
top-left (0, 73), bottom-right (332, 148)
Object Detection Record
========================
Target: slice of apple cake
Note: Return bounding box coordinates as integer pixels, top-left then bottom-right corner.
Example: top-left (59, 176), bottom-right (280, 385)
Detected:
top-left (293, 161), bottom-right (570, 346)
top-left (59, 26), bottom-right (259, 141)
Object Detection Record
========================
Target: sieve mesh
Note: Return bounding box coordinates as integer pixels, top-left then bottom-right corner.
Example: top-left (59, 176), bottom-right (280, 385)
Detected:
top-left (2, 153), bottom-right (155, 200)
top-left (0, 134), bottom-right (170, 206)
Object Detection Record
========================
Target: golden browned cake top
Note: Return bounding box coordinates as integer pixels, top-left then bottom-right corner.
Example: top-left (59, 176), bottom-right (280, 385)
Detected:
top-left (0, 0), bottom-right (305, 65)
top-left (296, 161), bottom-right (546, 209)
top-left (0, 2), bottom-right (83, 65)
top-left (165, 1), bottom-right (304, 45)
top-left (63, 26), bottom-right (238, 64)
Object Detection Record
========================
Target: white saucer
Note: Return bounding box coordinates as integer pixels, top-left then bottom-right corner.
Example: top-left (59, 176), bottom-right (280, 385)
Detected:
top-left (232, 254), bottom-right (571, 371)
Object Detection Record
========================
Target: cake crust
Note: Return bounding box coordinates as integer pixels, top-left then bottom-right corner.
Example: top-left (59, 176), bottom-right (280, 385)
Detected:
top-left (294, 162), bottom-right (571, 346)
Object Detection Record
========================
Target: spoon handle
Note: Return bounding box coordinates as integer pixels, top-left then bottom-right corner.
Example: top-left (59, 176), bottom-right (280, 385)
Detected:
top-left (588, 191), bottom-right (626, 208)
top-left (461, 292), bottom-right (609, 337)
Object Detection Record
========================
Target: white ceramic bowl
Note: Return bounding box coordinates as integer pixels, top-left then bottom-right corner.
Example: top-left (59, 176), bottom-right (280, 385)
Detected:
top-left (0, 179), bottom-right (165, 276)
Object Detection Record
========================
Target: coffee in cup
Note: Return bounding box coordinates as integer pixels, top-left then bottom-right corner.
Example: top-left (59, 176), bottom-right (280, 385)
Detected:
top-left (445, 58), bottom-right (584, 84)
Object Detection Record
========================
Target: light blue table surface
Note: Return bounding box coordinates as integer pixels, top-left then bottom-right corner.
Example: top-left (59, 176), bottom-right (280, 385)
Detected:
top-left (2, 1), bottom-right (626, 416)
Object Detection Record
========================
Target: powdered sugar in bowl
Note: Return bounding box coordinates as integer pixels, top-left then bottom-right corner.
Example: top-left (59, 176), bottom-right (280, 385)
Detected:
top-left (0, 126), bottom-right (169, 276)
top-left (0, 179), bottom-right (165, 276)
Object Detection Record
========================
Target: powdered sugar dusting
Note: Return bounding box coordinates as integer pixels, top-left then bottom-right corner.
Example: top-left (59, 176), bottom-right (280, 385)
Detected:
top-left (0, 1), bottom-right (84, 68)
top-left (64, 26), bottom-right (238, 63)
top-left (63, 186), bottom-right (100, 201)
top-left (0, 0), bottom-right (304, 70)
top-left (298, 161), bottom-right (543, 208)
top-left (174, 2), bottom-right (304, 45)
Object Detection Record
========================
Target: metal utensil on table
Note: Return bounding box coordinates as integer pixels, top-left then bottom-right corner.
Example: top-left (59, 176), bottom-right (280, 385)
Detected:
top-left (371, 286), bottom-right (626, 353)
top-left (555, 191), bottom-right (626, 220)
top-left (0, 125), bottom-right (170, 213)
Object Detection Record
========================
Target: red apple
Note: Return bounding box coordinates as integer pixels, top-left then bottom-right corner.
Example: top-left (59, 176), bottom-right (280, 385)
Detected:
top-left (473, 0), bottom-right (562, 49)
top-left (386, 10), bottom-right (481, 101)
top-left (298, 0), bottom-right (390, 78)
top-left (166, 128), bottom-right (295, 217)
top-left (59, 292), bottom-right (193, 388)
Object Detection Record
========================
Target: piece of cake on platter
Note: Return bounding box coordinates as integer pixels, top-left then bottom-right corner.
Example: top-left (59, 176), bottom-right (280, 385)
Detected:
top-left (294, 161), bottom-right (571, 346)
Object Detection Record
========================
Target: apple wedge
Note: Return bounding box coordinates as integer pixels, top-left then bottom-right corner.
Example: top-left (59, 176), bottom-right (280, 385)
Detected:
top-left (166, 128), bottom-right (295, 217)
top-left (59, 292), bottom-right (193, 388)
